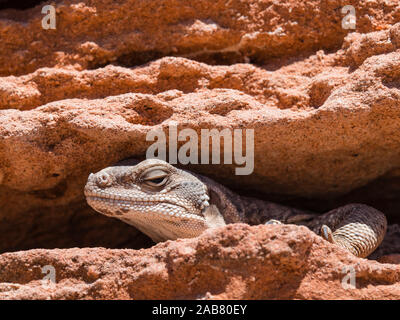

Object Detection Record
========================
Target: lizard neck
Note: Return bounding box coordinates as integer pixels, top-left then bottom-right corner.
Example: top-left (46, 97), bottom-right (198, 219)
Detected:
top-left (194, 172), bottom-right (314, 226)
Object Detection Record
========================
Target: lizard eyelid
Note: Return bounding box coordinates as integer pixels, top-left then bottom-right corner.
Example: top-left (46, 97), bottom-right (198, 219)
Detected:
top-left (141, 168), bottom-right (169, 186)
top-left (146, 176), bottom-right (167, 186)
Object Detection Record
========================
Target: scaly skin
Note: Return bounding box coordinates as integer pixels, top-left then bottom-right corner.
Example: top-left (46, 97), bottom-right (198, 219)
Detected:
top-left (84, 159), bottom-right (387, 258)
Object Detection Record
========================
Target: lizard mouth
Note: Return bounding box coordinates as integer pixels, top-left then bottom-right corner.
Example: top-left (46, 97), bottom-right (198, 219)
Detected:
top-left (86, 194), bottom-right (208, 243)
top-left (85, 194), bottom-right (206, 222)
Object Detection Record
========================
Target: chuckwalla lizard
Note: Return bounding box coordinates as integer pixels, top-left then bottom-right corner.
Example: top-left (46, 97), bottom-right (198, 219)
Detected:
top-left (84, 158), bottom-right (387, 258)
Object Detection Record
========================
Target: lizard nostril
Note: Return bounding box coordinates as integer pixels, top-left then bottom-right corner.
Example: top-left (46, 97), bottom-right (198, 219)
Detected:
top-left (96, 172), bottom-right (113, 188)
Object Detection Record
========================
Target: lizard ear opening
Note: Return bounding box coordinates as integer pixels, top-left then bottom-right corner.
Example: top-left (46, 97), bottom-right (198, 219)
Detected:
top-left (208, 187), bottom-right (226, 217)
top-left (203, 205), bottom-right (226, 228)
top-left (184, 171), bottom-right (244, 223)
top-left (204, 180), bottom-right (244, 224)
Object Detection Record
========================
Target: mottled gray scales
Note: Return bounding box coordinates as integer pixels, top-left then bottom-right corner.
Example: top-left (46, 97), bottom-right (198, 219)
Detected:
top-left (84, 159), bottom-right (387, 258)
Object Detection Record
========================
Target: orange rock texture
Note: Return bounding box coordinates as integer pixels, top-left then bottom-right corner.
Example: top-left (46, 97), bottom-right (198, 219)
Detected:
top-left (0, 0), bottom-right (400, 299)
top-left (0, 224), bottom-right (400, 300)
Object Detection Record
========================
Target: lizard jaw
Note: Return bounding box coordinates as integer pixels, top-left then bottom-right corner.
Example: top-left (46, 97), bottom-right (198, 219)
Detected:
top-left (85, 194), bottom-right (209, 242)
top-left (86, 195), bottom-right (206, 221)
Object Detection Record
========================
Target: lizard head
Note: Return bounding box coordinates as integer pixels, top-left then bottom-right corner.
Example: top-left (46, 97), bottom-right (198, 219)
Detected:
top-left (84, 158), bottom-right (221, 243)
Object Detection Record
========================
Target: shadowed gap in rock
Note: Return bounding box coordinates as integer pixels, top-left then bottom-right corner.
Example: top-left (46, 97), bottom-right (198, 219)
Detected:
top-left (0, 0), bottom-right (48, 10)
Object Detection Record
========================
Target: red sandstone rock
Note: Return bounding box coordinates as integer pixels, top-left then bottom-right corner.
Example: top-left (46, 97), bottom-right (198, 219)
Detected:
top-left (0, 0), bottom-right (400, 299)
top-left (378, 254), bottom-right (400, 264)
top-left (0, 225), bottom-right (399, 300)
top-left (0, 0), bottom-right (399, 76)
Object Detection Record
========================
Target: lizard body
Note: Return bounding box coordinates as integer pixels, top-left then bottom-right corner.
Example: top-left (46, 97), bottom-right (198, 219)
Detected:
top-left (84, 158), bottom-right (387, 258)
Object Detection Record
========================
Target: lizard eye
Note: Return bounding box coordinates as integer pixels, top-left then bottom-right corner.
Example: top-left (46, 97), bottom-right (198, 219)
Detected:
top-left (147, 177), bottom-right (166, 185)
top-left (142, 169), bottom-right (169, 187)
